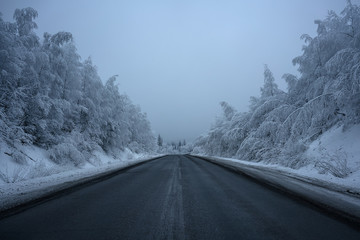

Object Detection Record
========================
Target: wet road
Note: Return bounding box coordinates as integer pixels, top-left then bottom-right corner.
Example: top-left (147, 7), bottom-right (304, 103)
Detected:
top-left (0, 155), bottom-right (359, 239)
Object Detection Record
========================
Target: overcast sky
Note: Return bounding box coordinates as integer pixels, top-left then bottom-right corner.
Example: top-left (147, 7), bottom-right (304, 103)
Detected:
top-left (1, 0), bottom-right (357, 143)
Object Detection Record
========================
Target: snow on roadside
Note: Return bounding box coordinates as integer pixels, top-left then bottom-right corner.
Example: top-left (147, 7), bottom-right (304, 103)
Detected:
top-left (0, 145), bottom-right (162, 211)
top-left (191, 125), bottom-right (360, 221)
top-left (194, 124), bottom-right (360, 194)
top-left (306, 124), bottom-right (360, 178)
top-left (194, 154), bottom-right (360, 222)
top-left (199, 155), bottom-right (360, 195)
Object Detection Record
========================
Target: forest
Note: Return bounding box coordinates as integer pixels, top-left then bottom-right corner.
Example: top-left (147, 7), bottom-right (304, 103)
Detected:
top-left (192, 1), bottom-right (360, 177)
top-left (0, 8), bottom-right (156, 166)
top-left (1, 2), bottom-right (360, 179)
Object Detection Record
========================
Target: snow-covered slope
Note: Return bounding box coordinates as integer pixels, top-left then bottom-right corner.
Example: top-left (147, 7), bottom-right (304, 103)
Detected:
top-left (306, 124), bottom-right (360, 178)
top-left (0, 143), bottom-right (148, 183)
top-left (0, 144), bottom-right (161, 211)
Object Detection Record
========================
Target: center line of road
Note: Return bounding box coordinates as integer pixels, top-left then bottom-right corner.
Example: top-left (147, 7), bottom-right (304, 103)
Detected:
top-left (155, 156), bottom-right (185, 240)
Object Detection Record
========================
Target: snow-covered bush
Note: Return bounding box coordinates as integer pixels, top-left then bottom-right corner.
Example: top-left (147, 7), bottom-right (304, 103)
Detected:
top-left (11, 152), bottom-right (27, 165)
top-left (315, 150), bottom-right (351, 178)
top-left (49, 143), bottom-right (85, 166)
top-left (0, 164), bottom-right (28, 183)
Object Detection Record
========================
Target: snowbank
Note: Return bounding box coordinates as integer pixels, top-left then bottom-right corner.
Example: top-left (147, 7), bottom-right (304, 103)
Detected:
top-left (0, 145), bottom-right (162, 212)
top-left (306, 124), bottom-right (360, 178)
top-left (193, 154), bottom-right (360, 224)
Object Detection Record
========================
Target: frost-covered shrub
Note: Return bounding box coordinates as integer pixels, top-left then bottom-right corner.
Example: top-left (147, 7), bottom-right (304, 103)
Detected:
top-left (284, 141), bottom-right (307, 157)
top-left (128, 141), bottom-right (141, 154)
top-left (0, 164), bottom-right (28, 183)
top-left (26, 161), bottom-right (62, 179)
top-left (49, 143), bottom-right (85, 166)
top-left (87, 154), bottom-right (102, 167)
top-left (11, 152), bottom-right (27, 165)
top-left (192, 146), bottom-right (205, 155)
top-left (315, 150), bottom-right (351, 178)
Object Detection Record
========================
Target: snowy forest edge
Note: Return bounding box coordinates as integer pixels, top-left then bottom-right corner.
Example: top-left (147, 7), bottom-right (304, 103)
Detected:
top-left (0, 7), bottom-right (157, 182)
top-left (1, 2), bottom-right (360, 183)
top-left (191, 1), bottom-right (360, 178)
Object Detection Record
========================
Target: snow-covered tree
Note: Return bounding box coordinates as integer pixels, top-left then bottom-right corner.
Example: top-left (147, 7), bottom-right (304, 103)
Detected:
top-left (0, 8), bottom-right (156, 165)
top-left (157, 134), bottom-right (163, 147)
top-left (261, 65), bottom-right (280, 98)
top-left (192, 1), bottom-right (360, 173)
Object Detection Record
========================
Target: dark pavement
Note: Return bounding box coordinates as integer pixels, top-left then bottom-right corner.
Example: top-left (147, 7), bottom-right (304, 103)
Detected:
top-left (0, 155), bottom-right (359, 239)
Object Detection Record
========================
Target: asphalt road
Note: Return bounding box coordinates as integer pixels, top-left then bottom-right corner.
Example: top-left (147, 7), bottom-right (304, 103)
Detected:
top-left (0, 155), bottom-right (359, 240)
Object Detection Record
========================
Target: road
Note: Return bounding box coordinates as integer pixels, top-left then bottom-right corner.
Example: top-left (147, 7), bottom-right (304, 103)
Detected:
top-left (0, 155), bottom-right (359, 239)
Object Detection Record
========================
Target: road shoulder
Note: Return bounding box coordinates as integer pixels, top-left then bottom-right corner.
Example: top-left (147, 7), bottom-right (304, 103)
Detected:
top-left (0, 155), bottom-right (164, 218)
top-left (192, 154), bottom-right (360, 227)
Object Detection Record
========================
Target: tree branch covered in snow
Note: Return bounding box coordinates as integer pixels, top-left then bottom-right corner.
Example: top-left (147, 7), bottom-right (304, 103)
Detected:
top-left (0, 8), bottom-right (155, 166)
top-left (192, 2), bottom-right (360, 177)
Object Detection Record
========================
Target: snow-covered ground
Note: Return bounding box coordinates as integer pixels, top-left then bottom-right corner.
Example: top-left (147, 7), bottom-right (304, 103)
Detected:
top-left (305, 124), bottom-right (360, 179)
top-left (192, 124), bottom-right (360, 221)
top-left (1, 124), bottom-right (359, 219)
top-left (0, 145), bottom-right (161, 211)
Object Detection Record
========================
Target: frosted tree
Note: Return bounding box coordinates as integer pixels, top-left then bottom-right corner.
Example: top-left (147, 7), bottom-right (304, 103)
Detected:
top-left (157, 134), bottom-right (163, 147)
top-left (192, 1), bottom-right (360, 173)
top-left (261, 65), bottom-right (280, 99)
top-left (220, 101), bottom-right (235, 121)
top-left (13, 7), bottom-right (38, 37)
top-left (0, 8), bottom-right (156, 165)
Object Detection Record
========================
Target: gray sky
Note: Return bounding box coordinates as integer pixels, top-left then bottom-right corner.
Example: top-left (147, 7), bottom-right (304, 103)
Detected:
top-left (1, 0), bottom-right (357, 143)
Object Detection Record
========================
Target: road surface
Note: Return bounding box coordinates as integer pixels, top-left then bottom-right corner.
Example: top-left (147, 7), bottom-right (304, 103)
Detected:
top-left (0, 155), bottom-right (359, 239)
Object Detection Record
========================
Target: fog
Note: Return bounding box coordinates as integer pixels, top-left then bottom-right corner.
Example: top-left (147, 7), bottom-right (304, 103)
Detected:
top-left (1, 0), bottom-right (356, 143)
